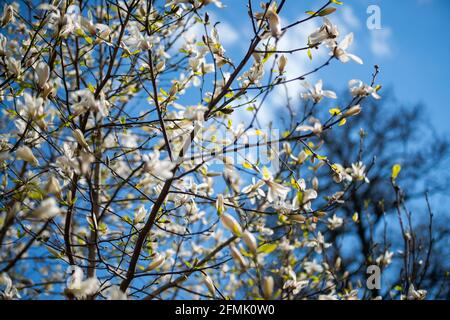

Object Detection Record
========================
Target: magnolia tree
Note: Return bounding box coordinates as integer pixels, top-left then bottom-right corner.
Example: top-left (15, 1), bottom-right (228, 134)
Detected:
top-left (0, 0), bottom-right (428, 300)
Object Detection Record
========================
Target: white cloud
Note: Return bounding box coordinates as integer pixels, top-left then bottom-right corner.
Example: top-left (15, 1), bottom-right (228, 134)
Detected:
top-left (370, 27), bottom-right (392, 57)
top-left (340, 7), bottom-right (361, 30)
top-left (215, 22), bottom-right (239, 48)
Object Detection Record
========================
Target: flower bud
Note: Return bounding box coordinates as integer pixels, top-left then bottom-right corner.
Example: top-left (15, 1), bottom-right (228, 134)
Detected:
top-left (145, 252), bottom-right (165, 271)
top-left (266, 7), bottom-right (282, 38)
top-left (46, 175), bottom-right (62, 195)
top-left (73, 129), bottom-right (89, 150)
top-left (203, 274), bottom-right (215, 296)
top-left (1, 5), bottom-right (14, 27)
top-left (312, 176), bottom-right (319, 191)
top-left (344, 105), bottom-right (362, 117)
top-left (242, 230), bottom-right (258, 255)
top-left (262, 276), bottom-right (274, 299)
top-left (278, 55), bottom-right (287, 74)
top-left (220, 212), bottom-right (242, 236)
top-left (16, 146), bottom-right (39, 166)
top-left (216, 194), bottom-right (224, 215)
top-left (35, 62), bottom-right (50, 90)
top-left (230, 244), bottom-right (247, 268)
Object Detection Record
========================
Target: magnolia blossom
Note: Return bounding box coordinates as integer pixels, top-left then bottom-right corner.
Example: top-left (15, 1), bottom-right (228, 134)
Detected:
top-left (331, 33), bottom-right (363, 64)
top-left (0, 4), bottom-right (15, 27)
top-left (220, 212), bottom-right (243, 236)
top-left (229, 243), bottom-right (248, 268)
top-left (309, 18), bottom-right (339, 45)
top-left (242, 230), bottom-right (258, 255)
top-left (307, 232), bottom-right (331, 254)
top-left (17, 93), bottom-right (45, 121)
top-left (331, 163), bottom-right (351, 183)
top-left (65, 266), bottom-right (100, 299)
top-left (142, 151), bottom-right (175, 180)
top-left (134, 206), bottom-right (147, 224)
top-left (29, 197), bottom-right (61, 220)
top-left (261, 167), bottom-right (290, 203)
top-left (105, 286), bottom-right (127, 300)
top-left (45, 175), bottom-right (62, 195)
top-left (404, 284), bottom-right (427, 300)
top-left (262, 276), bottom-right (274, 299)
top-left (327, 214), bottom-right (343, 230)
top-left (0, 273), bottom-right (20, 300)
top-left (296, 117), bottom-right (323, 135)
top-left (301, 80), bottom-right (337, 103)
top-left (283, 269), bottom-right (308, 295)
top-left (6, 57), bottom-right (21, 78)
top-left (73, 129), bottom-right (90, 150)
top-left (376, 251), bottom-right (394, 266)
top-left (35, 61), bottom-right (50, 90)
top-left (201, 274), bottom-right (215, 296)
top-left (145, 252), bottom-right (166, 271)
top-left (303, 259), bottom-right (324, 275)
top-left (16, 145), bottom-right (39, 166)
top-left (259, 3), bottom-right (282, 38)
top-left (349, 79), bottom-right (381, 100)
top-left (348, 162), bottom-right (370, 183)
top-left (278, 55), bottom-right (287, 74)
top-left (0, 33), bottom-right (7, 56)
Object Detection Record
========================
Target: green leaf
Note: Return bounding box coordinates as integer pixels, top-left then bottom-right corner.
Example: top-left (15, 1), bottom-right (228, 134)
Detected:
top-left (391, 164), bottom-right (401, 180)
top-left (257, 243), bottom-right (277, 254)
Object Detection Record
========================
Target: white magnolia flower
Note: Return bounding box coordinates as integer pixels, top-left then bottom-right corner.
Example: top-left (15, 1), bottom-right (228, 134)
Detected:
top-left (327, 214), bottom-right (343, 230)
top-left (142, 150), bottom-right (175, 180)
top-left (307, 232), bottom-right (331, 254)
top-left (17, 93), bottom-right (45, 121)
top-left (0, 273), bottom-right (20, 300)
top-left (331, 163), bottom-right (352, 183)
top-left (261, 167), bottom-right (290, 203)
top-left (283, 270), bottom-right (308, 295)
top-left (344, 105), bottom-right (362, 117)
top-left (16, 145), bottom-right (39, 166)
top-left (0, 4), bottom-right (15, 27)
top-left (65, 266), bottom-right (100, 299)
top-left (404, 284), bottom-right (427, 300)
top-left (309, 18), bottom-right (339, 45)
top-left (296, 117), bottom-right (323, 135)
top-left (331, 33), bottom-right (363, 64)
top-left (45, 175), bottom-right (62, 194)
top-left (0, 33), bottom-right (7, 56)
top-left (133, 206), bottom-right (147, 224)
top-left (105, 286), bottom-right (127, 300)
top-left (376, 251), bottom-right (394, 266)
top-left (301, 80), bottom-right (337, 103)
top-left (347, 161), bottom-right (370, 183)
top-left (201, 0), bottom-right (224, 8)
top-left (6, 57), bottom-right (21, 78)
top-left (292, 178), bottom-right (318, 212)
top-left (349, 79), bottom-right (381, 100)
top-left (303, 259), bottom-right (323, 274)
top-left (73, 129), bottom-right (90, 150)
top-left (266, 5), bottom-right (282, 38)
top-left (30, 197), bottom-right (61, 220)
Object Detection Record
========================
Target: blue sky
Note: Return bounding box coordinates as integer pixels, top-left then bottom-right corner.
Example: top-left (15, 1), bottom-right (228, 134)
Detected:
top-left (208, 0), bottom-right (450, 134)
